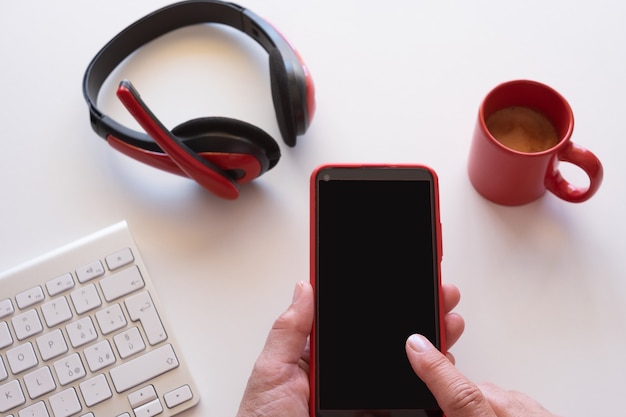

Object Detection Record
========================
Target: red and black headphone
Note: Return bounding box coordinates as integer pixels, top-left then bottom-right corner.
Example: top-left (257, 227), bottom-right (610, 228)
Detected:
top-left (83, 0), bottom-right (315, 199)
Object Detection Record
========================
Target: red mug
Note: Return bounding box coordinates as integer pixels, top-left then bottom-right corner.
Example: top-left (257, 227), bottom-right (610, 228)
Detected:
top-left (468, 80), bottom-right (603, 206)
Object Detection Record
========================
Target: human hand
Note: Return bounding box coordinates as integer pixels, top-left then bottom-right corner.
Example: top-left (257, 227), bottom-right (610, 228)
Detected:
top-left (235, 281), bottom-right (313, 417)
top-left (236, 281), bottom-right (464, 417)
top-left (406, 334), bottom-right (562, 417)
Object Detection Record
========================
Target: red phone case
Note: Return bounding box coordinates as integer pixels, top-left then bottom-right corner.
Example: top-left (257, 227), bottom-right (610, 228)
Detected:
top-left (309, 163), bottom-right (446, 417)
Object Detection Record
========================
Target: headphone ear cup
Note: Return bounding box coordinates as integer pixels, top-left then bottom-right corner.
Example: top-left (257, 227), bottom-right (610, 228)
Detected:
top-left (172, 117), bottom-right (281, 182)
top-left (269, 48), bottom-right (298, 147)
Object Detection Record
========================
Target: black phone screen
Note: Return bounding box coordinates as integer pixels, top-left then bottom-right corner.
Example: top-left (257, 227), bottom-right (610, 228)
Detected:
top-left (314, 166), bottom-right (442, 417)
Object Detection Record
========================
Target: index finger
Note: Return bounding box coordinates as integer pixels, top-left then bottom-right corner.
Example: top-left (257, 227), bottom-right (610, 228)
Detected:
top-left (442, 283), bottom-right (461, 314)
top-left (406, 334), bottom-right (496, 417)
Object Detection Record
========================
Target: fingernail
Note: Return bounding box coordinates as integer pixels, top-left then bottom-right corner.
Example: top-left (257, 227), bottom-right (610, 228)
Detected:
top-left (407, 334), bottom-right (433, 353)
top-left (292, 281), bottom-right (304, 303)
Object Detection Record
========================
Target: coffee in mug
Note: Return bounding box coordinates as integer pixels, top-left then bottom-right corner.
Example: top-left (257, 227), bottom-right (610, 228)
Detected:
top-left (486, 106), bottom-right (559, 153)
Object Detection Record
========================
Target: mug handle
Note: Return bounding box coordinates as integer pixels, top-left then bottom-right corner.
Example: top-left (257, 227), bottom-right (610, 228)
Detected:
top-left (545, 142), bottom-right (604, 203)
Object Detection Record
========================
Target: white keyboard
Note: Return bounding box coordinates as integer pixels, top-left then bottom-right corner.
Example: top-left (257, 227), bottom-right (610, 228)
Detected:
top-left (0, 221), bottom-right (199, 417)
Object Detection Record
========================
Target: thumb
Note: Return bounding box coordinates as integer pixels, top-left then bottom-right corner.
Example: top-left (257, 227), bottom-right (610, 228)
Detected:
top-left (405, 334), bottom-right (495, 417)
top-left (259, 281), bottom-right (314, 365)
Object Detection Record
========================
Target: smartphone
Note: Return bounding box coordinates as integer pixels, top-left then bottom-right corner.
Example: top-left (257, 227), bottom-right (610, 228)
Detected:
top-left (310, 164), bottom-right (445, 417)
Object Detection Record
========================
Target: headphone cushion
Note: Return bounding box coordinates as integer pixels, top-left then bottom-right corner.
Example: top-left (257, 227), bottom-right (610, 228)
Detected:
top-left (172, 117), bottom-right (281, 178)
top-left (269, 48), bottom-right (297, 147)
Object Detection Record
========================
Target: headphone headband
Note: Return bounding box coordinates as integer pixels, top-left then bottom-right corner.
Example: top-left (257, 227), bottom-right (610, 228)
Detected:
top-left (83, 0), bottom-right (312, 148)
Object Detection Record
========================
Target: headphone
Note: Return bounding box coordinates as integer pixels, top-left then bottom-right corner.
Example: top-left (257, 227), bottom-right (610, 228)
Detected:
top-left (83, 0), bottom-right (315, 200)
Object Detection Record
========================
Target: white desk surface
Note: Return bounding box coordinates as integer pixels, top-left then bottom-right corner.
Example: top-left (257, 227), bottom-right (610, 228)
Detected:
top-left (1, 1), bottom-right (625, 416)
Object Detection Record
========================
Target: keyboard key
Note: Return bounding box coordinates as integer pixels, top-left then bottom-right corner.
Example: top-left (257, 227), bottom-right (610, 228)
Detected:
top-left (11, 309), bottom-right (43, 340)
top-left (84, 340), bottom-right (116, 372)
top-left (110, 344), bottom-right (179, 393)
top-left (46, 273), bottom-right (75, 296)
top-left (19, 401), bottom-right (49, 417)
top-left (100, 265), bottom-right (145, 302)
top-left (54, 353), bottom-right (86, 386)
top-left (49, 387), bottom-right (82, 417)
top-left (15, 286), bottom-right (45, 309)
top-left (95, 303), bottom-right (127, 335)
top-left (76, 260), bottom-right (105, 283)
top-left (0, 299), bottom-right (14, 319)
top-left (0, 357), bottom-right (7, 381)
top-left (41, 296), bottom-right (73, 328)
top-left (66, 317), bottom-right (97, 348)
top-left (6, 342), bottom-right (38, 374)
top-left (36, 329), bottom-right (69, 361)
top-left (134, 398), bottom-right (163, 417)
top-left (0, 379), bottom-right (25, 412)
top-left (79, 374), bottom-right (113, 407)
top-left (114, 327), bottom-right (146, 359)
top-left (70, 284), bottom-right (102, 314)
top-left (24, 366), bottom-right (56, 399)
top-left (0, 322), bottom-right (13, 349)
top-left (128, 385), bottom-right (157, 408)
top-left (125, 291), bottom-right (167, 345)
top-left (106, 248), bottom-right (135, 271)
top-left (164, 385), bottom-right (194, 409)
